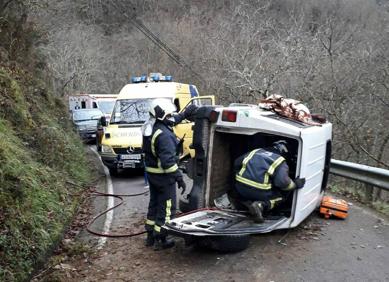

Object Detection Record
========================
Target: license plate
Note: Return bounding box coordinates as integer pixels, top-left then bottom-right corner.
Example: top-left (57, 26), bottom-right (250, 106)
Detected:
top-left (120, 154), bottom-right (141, 160)
top-left (122, 160), bottom-right (137, 168)
top-left (91, 134), bottom-right (96, 138)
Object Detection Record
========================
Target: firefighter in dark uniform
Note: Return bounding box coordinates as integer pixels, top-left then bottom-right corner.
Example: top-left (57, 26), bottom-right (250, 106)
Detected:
top-left (142, 98), bottom-right (197, 250)
top-left (234, 140), bottom-right (306, 223)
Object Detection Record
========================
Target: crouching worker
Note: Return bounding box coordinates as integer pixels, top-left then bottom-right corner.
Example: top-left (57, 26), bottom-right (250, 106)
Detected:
top-left (234, 140), bottom-right (306, 223)
top-left (142, 99), bottom-right (197, 250)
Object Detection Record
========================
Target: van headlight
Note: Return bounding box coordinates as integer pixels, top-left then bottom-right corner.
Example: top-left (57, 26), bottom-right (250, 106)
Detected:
top-left (102, 145), bottom-right (114, 154)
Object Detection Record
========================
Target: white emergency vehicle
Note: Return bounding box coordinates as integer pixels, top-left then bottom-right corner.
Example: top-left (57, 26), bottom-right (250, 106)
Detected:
top-left (164, 104), bottom-right (332, 252)
top-left (68, 94), bottom-right (118, 117)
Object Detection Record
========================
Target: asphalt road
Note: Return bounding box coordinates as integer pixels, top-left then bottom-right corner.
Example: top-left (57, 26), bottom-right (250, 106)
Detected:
top-left (43, 151), bottom-right (389, 282)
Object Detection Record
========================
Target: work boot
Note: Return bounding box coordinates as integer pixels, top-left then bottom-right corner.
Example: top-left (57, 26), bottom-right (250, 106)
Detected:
top-left (249, 201), bottom-right (264, 223)
top-left (144, 232), bottom-right (154, 247)
top-left (153, 236), bottom-right (175, 251)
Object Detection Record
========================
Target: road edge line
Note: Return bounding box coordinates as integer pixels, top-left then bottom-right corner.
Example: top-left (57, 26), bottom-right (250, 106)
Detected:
top-left (90, 146), bottom-right (114, 249)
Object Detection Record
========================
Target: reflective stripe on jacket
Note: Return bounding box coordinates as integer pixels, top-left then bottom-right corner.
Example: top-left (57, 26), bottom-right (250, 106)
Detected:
top-left (143, 121), bottom-right (179, 174)
top-left (235, 148), bottom-right (291, 190)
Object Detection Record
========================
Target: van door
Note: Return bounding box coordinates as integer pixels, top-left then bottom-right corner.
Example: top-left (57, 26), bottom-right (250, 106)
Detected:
top-left (174, 96), bottom-right (215, 158)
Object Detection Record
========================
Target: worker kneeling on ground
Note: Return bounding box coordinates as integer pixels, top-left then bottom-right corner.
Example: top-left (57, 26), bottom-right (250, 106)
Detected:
top-left (142, 98), bottom-right (197, 250)
top-left (234, 140), bottom-right (306, 223)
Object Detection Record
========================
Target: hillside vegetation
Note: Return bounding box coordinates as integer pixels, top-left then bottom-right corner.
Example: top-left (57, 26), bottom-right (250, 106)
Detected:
top-left (34, 0), bottom-right (389, 202)
top-left (0, 1), bottom-right (91, 280)
top-left (0, 0), bottom-right (388, 279)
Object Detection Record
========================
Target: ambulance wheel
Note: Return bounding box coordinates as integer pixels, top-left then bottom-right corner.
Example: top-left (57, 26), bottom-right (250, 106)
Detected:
top-left (96, 138), bottom-right (101, 152)
top-left (195, 234), bottom-right (250, 253)
top-left (109, 167), bottom-right (118, 176)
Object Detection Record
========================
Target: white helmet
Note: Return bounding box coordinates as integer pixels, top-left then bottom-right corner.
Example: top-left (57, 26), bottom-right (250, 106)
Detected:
top-left (149, 98), bottom-right (176, 121)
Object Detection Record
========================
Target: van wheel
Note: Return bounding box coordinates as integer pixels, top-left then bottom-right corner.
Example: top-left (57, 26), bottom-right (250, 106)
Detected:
top-left (195, 235), bottom-right (250, 253)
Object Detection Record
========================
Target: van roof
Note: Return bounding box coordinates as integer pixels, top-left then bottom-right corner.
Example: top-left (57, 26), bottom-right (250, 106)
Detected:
top-left (69, 94), bottom-right (118, 100)
top-left (89, 94), bottom-right (118, 99)
top-left (117, 82), bottom-right (192, 100)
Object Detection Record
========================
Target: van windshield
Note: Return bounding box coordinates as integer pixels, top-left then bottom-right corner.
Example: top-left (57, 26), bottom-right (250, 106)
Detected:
top-left (73, 109), bottom-right (103, 122)
top-left (98, 100), bottom-right (116, 115)
top-left (110, 98), bottom-right (170, 124)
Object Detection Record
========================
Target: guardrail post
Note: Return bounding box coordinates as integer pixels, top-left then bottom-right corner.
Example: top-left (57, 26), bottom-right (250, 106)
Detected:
top-left (364, 183), bottom-right (373, 202)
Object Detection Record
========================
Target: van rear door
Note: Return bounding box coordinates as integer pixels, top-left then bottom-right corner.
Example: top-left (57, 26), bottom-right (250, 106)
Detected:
top-left (174, 96), bottom-right (215, 158)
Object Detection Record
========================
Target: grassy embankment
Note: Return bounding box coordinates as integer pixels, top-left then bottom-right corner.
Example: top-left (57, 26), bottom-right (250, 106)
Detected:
top-left (0, 66), bottom-right (91, 281)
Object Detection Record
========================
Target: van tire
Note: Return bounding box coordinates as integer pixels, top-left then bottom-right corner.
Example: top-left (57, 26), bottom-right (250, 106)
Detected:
top-left (195, 234), bottom-right (250, 253)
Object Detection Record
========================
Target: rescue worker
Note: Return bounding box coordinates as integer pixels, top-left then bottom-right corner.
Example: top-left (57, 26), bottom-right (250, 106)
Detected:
top-left (234, 140), bottom-right (306, 223)
top-left (142, 98), bottom-right (197, 250)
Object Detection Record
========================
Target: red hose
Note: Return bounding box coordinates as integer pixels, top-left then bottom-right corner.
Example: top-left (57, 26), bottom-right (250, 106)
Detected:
top-left (85, 189), bottom-right (247, 238)
top-left (86, 188), bottom-right (148, 238)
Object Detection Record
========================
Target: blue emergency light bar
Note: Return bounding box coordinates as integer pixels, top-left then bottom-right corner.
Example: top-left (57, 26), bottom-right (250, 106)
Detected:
top-left (131, 73), bottom-right (173, 83)
top-left (131, 75), bottom-right (147, 83)
top-left (150, 73), bottom-right (173, 82)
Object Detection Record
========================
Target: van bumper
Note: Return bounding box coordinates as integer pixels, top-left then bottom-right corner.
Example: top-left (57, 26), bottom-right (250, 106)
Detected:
top-left (101, 154), bottom-right (144, 169)
top-left (78, 130), bottom-right (97, 142)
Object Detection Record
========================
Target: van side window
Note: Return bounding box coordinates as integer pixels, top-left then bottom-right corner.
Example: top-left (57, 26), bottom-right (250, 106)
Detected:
top-left (174, 98), bottom-right (181, 112)
top-left (81, 101), bottom-right (86, 108)
top-left (93, 102), bottom-right (98, 108)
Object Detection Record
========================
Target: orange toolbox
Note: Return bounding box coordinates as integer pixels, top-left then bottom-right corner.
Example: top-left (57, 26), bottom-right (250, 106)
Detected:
top-left (320, 196), bottom-right (349, 219)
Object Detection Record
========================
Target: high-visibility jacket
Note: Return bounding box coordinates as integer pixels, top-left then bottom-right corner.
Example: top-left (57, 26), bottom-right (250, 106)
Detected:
top-left (234, 148), bottom-right (296, 191)
top-left (143, 119), bottom-right (182, 175)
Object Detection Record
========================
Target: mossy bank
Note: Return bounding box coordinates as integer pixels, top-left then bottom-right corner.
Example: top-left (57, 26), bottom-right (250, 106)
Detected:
top-left (0, 65), bottom-right (91, 281)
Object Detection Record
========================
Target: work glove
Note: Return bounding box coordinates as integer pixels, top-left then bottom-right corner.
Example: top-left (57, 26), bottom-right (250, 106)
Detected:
top-left (294, 177), bottom-right (306, 189)
top-left (183, 104), bottom-right (198, 121)
top-left (176, 176), bottom-right (187, 195)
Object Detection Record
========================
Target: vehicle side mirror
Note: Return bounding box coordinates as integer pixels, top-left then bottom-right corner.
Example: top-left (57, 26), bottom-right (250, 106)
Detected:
top-left (100, 116), bottom-right (108, 127)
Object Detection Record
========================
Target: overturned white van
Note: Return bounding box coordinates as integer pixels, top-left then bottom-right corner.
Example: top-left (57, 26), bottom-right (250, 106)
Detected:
top-left (164, 104), bottom-right (332, 252)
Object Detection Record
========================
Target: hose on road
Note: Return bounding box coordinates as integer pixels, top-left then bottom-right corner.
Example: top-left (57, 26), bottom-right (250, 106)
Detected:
top-left (86, 188), bottom-right (148, 238)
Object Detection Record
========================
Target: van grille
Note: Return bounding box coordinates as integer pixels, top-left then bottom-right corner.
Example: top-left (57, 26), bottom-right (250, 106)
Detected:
top-left (113, 147), bottom-right (143, 154)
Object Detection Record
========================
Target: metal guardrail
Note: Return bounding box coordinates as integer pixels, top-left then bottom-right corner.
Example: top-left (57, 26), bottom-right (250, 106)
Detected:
top-left (330, 159), bottom-right (389, 191)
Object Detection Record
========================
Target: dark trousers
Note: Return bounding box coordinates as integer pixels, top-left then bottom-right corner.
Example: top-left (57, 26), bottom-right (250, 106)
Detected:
top-left (145, 173), bottom-right (176, 238)
top-left (235, 182), bottom-right (288, 212)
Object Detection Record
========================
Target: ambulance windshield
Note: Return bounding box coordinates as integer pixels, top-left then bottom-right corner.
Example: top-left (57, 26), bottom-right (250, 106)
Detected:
top-left (110, 98), bottom-right (170, 125)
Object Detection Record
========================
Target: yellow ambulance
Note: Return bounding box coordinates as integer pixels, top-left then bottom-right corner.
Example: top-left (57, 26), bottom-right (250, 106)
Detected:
top-left (99, 73), bottom-right (214, 175)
